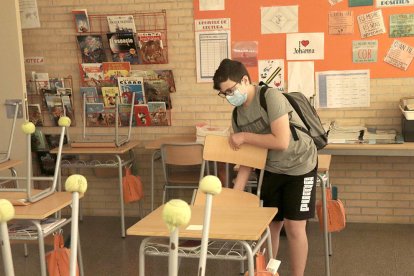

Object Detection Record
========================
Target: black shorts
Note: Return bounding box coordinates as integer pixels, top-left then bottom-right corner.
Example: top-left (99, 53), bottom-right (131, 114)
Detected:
top-left (260, 166), bottom-right (317, 221)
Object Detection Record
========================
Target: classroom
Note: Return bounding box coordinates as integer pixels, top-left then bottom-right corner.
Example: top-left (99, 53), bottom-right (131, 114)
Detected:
top-left (1, 0), bottom-right (414, 275)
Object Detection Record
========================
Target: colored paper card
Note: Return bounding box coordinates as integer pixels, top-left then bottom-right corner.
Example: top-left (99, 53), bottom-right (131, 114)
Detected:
top-left (390, 14), bottom-right (414, 38)
top-left (261, 6), bottom-right (298, 34)
top-left (286, 32), bottom-right (324, 60)
top-left (258, 59), bottom-right (284, 91)
top-left (288, 61), bottom-right (315, 98)
top-left (349, 0), bottom-right (373, 7)
top-left (384, 40), bottom-right (414, 71)
top-left (377, 0), bottom-right (414, 7)
top-left (328, 10), bottom-right (354, 35)
top-left (352, 40), bottom-right (378, 63)
top-left (357, 10), bottom-right (386, 38)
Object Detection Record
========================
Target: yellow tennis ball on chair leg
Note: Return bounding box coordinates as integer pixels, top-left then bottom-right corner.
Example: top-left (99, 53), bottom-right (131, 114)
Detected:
top-left (162, 199), bottom-right (191, 232)
top-left (199, 175), bottom-right (222, 195)
top-left (0, 199), bottom-right (15, 222)
top-left (21, 121), bottom-right (36, 134)
top-left (58, 116), bottom-right (71, 127)
top-left (65, 174), bottom-right (88, 193)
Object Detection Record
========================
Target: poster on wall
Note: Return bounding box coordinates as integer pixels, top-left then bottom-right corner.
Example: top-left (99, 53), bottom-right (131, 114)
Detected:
top-left (232, 41), bottom-right (258, 67)
top-left (286, 32), bottom-right (324, 60)
top-left (258, 59), bottom-right (284, 91)
top-left (261, 5), bottom-right (298, 34)
top-left (384, 40), bottom-right (414, 71)
top-left (19, 0), bottom-right (40, 29)
top-left (195, 18), bottom-right (231, 83)
top-left (389, 14), bottom-right (414, 38)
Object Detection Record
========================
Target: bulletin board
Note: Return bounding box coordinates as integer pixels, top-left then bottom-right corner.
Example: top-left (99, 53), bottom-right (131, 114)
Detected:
top-left (193, 0), bottom-right (414, 80)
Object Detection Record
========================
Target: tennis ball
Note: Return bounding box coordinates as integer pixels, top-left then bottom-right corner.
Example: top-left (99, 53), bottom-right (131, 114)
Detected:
top-left (162, 199), bottom-right (191, 232)
top-left (58, 116), bottom-right (71, 127)
top-left (0, 199), bottom-right (15, 222)
top-left (65, 174), bottom-right (88, 193)
top-left (199, 175), bottom-right (222, 195)
top-left (21, 121), bottom-right (35, 134)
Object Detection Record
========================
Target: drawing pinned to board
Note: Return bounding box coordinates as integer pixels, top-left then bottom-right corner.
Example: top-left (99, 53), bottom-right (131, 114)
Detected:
top-left (384, 40), bottom-right (414, 71)
top-left (232, 41), bottom-right (258, 67)
top-left (288, 61), bottom-right (315, 98)
top-left (352, 40), bottom-right (378, 63)
top-left (258, 59), bottom-right (284, 91)
top-left (389, 14), bottom-right (414, 38)
top-left (286, 32), bottom-right (324, 60)
top-left (357, 10), bottom-right (386, 38)
top-left (199, 0), bottom-right (224, 11)
top-left (261, 6), bottom-right (298, 34)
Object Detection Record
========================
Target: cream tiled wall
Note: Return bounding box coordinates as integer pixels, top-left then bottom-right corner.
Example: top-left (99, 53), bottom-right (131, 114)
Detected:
top-left (22, 0), bottom-right (414, 223)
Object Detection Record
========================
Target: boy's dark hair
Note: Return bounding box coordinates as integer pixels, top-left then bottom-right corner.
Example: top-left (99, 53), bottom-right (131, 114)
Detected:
top-left (213, 59), bottom-right (251, 90)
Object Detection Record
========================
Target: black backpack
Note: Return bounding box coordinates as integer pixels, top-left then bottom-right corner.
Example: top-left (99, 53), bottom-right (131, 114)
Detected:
top-left (232, 83), bottom-right (328, 150)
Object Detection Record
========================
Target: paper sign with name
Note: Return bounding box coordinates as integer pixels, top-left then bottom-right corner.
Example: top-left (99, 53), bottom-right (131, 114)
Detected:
top-left (258, 59), bottom-right (284, 91)
top-left (328, 10), bottom-right (354, 35)
top-left (352, 40), bottom-right (378, 63)
top-left (377, 0), bottom-right (414, 7)
top-left (232, 41), bottom-right (258, 67)
top-left (357, 10), bottom-right (386, 38)
top-left (286, 32), bottom-right (324, 60)
top-left (390, 13), bottom-right (414, 38)
top-left (25, 57), bottom-right (44, 64)
top-left (384, 40), bottom-right (414, 71)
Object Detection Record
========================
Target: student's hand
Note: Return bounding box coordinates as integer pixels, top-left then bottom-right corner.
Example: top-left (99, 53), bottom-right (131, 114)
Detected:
top-left (229, 133), bottom-right (245, 150)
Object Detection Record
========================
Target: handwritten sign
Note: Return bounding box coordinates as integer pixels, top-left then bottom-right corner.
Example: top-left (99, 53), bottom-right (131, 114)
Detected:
top-left (353, 40), bottom-right (378, 63)
top-left (390, 13), bottom-right (414, 38)
top-left (357, 10), bottom-right (386, 38)
top-left (384, 40), bottom-right (414, 71)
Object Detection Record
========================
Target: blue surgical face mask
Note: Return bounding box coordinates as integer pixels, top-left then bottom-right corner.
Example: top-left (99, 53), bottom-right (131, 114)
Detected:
top-left (226, 89), bottom-right (247, 107)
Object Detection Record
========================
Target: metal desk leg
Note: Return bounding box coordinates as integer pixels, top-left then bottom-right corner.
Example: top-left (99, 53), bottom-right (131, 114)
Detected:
top-left (139, 237), bottom-right (151, 276)
top-left (115, 155), bottom-right (126, 238)
top-left (33, 221), bottom-right (47, 276)
top-left (78, 230), bottom-right (84, 276)
top-left (319, 174), bottom-right (331, 276)
top-left (151, 150), bottom-right (160, 212)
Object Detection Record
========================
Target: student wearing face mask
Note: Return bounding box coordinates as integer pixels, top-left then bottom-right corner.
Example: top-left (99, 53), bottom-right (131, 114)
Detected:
top-left (213, 58), bottom-right (317, 276)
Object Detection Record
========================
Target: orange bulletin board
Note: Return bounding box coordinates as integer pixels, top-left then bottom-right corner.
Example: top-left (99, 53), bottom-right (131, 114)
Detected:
top-left (193, 0), bottom-right (414, 80)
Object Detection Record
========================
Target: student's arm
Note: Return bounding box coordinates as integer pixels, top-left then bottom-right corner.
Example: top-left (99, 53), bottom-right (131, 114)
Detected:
top-left (233, 165), bottom-right (252, 191)
top-left (229, 113), bottom-right (290, 151)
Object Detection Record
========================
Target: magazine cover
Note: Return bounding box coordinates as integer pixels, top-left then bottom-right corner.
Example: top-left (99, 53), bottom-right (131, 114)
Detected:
top-left (137, 32), bottom-right (167, 64)
top-left (102, 62), bottom-right (131, 81)
top-left (130, 69), bottom-right (176, 93)
top-left (107, 32), bottom-right (141, 64)
top-left (72, 9), bottom-right (90, 33)
top-left (80, 63), bottom-right (104, 82)
top-left (44, 95), bottom-right (64, 126)
top-left (61, 95), bottom-right (75, 125)
top-left (77, 35), bottom-right (107, 63)
top-left (80, 87), bottom-right (98, 103)
top-left (27, 104), bottom-right (44, 127)
top-left (107, 15), bottom-right (136, 33)
top-left (32, 72), bottom-right (51, 91)
top-left (102, 108), bottom-right (121, 127)
top-left (119, 104), bottom-right (134, 126)
top-left (117, 76), bottom-right (145, 105)
top-left (57, 88), bottom-right (72, 96)
top-left (101, 87), bottom-right (119, 106)
top-left (148, 101), bottom-right (168, 126)
top-left (85, 102), bottom-right (105, 113)
top-left (144, 78), bottom-right (172, 109)
top-left (134, 104), bottom-right (151, 126)
top-left (49, 77), bottom-right (65, 93)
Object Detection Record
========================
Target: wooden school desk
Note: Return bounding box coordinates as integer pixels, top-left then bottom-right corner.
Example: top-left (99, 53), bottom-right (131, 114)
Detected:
top-left (127, 204), bottom-right (277, 276)
top-left (51, 140), bottom-right (140, 237)
top-left (0, 191), bottom-right (84, 276)
top-left (321, 142), bottom-right (414, 156)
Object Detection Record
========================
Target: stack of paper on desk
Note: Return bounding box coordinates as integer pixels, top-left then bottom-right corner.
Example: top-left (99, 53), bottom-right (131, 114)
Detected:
top-left (327, 125), bottom-right (366, 144)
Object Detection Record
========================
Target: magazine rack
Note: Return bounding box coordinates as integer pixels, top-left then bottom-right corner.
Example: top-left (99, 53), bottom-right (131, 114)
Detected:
top-left (69, 93), bottom-right (134, 148)
top-left (0, 117), bottom-right (69, 204)
top-left (26, 76), bottom-right (75, 127)
top-left (1, 101), bottom-right (20, 164)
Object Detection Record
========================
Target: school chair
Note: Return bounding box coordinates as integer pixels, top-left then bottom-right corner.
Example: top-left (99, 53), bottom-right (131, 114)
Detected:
top-left (160, 143), bottom-right (205, 204)
top-left (0, 199), bottom-right (15, 276)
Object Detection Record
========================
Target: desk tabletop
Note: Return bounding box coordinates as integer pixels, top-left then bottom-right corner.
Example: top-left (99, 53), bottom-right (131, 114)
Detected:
top-left (0, 191), bottom-right (75, 220)
top-left (145, 135), bottom-right (196, 150)
top-left (321, 142), bottom-right (414, 156)
top-left (0, 160), bottom-right (22, 172)
top-left (50, 140), bottom-right (140, 155)
top-left (127, 205), bottom-right (277, 241)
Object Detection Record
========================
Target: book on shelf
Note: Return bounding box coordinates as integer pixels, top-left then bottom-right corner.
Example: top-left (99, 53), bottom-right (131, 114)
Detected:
top-left (57, 87), bottom-right (72, 96)
top-left (107, 32), bottom-right (141, 64)
top-left (137, 32), bottom-right (167, 64)
top-left (31, 129), bottom-right (48, 151)
top-left (72, 9), bottom-right (90, 33)
top-left (101, 87), bottom-right (119, 107)
top-left (134, 104), bottom-right (151, 126)
top-left (27, 103), bottom-right (44, 127)
top-left (107, 15), bottom-right (136, 33)
top-left (148, 101), bottom-right (168, 126)
top-left (61, 95), bottom-right (75, 124)
top-left (80, 63), bottom-right (104, 82)
top-left (49, 77), bottom-right (65, 92)
top-left (117, 76), bottom-right (145, 104)
top-left (44, 94), bottom-right (64, 126)
top-left (130, 69), bottom-right (176, 93)
top-left (77, 35), bottom-right (107, 63)
top-left (80, 87), bottom-right (98, 103)
top-left (102, 62), bottom-right (131, 81)
top-left (102, 108), bottom-right (121, 127)
top-left (86, 113), bottom-right (104, 127)
top-left (8, 217), bottom-right (67, 238)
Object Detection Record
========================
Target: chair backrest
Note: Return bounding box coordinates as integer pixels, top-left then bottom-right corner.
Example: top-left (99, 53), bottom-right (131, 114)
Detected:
top-left (161, 143), bottom-right (204, 166)
top-left (193, 187), bottom-right (260, 207)
top-left (203, 135), bottom-right (267, 169)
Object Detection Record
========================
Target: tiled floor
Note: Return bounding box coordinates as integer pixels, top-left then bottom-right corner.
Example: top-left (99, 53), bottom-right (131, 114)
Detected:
top-left (2, 216), bottom-right (413, 276)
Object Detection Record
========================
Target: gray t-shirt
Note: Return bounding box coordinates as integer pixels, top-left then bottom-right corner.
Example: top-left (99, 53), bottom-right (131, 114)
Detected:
top-left (232, 86), bottom-right (317, 175)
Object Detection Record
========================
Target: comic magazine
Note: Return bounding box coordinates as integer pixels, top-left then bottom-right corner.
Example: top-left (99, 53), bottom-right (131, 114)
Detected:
top-left (107, 15), bottom-right (136, 33)
top-left (137, 32), bottom-right (167, 64)
top-left (107, 32), bottom-right (141, 64)
top-left (102, 62), bottom-right (131, 81)
top-left (133, 104), bottom-right (151, 126)
top-left (117, 76), bottom-right (145, 104)
top-left (77, 35), bottom-right (107, 63)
